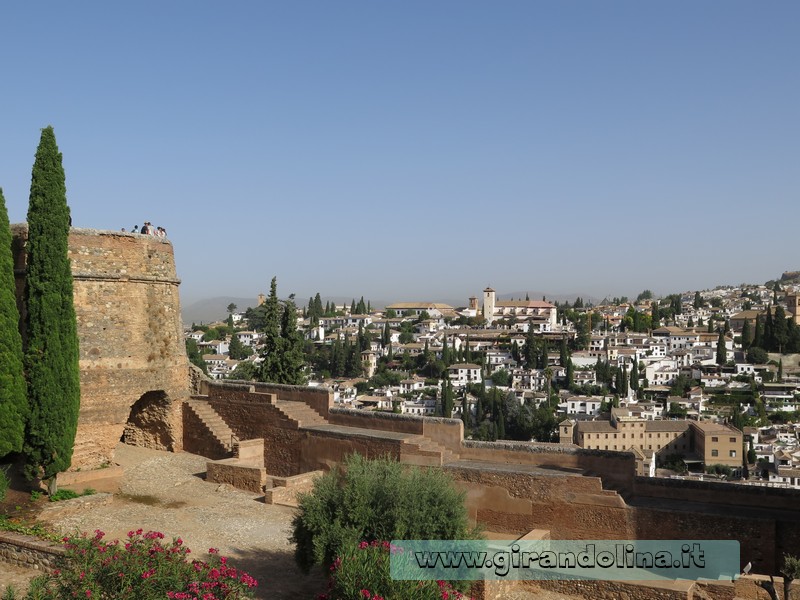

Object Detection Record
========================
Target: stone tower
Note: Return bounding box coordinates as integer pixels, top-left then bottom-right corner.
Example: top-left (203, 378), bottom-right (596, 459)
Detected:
top-left (12, 225), bottom-right (190, 469)
top-left (482, 287), bottom-right (496, 322)
top-left (787, 293), bottom-right (800, 325)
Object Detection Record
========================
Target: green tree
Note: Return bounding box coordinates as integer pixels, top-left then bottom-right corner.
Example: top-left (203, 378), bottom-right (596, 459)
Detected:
top-left (257, 279), bottom-right (307, 384)
top-left (279, 295), bottom-right (308, 384)
top-left (693, 291), bottom-right (703, 310)
top-left (226, 302), bottom-right (237, 315)
top-left (228, 360), bottom-right (257, 381)
top-left (716, 330), bottom-right (727, 365)
top-left (228, 334), bottom-right (253, 360)
top-left (741, 318), bottom-right (752, 350)
top-left (441, 376), bottom-right (454, 418)
top-left (747, 346), bottom-right (768, 365)
top-left (490, 369), bottom-right (510, 387)
top-left (461, 394), bottom-right (472, 428)
top-left (291, 454), bottom-right (478, 573)
top-left (0, 188), bottom-right (28, 457)
top-left (773, 305), bottom-right (789, 353)
top-left (185, 339), bottom-right (208, 374)
top-left (23, 127), bottom-right (81, 488)
top-left (629, 357), bottom-right (639, 394)
top-left (651, 303), bottom-right (660, 330)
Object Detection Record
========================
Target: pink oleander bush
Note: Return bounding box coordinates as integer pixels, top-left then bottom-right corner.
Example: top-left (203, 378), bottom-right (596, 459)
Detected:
top-left (24, 529), bottom-right (257, 600)
top-left (317, 540), bottom-right (469, 600)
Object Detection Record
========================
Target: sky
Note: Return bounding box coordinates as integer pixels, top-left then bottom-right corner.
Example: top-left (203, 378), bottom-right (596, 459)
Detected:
top-left (1, 2), bottom-right (798, 307)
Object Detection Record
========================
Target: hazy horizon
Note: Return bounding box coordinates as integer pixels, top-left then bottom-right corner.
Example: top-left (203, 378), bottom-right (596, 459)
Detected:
top-left (1, 2), bottom-right (798, 306)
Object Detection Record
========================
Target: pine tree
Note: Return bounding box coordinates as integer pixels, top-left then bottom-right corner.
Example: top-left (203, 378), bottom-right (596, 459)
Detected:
top-left (23, 127), bottom-right (81, 486)
top-left (0, 189), bottom-right (28, 458)
top-left (350, 299), bottom-right (356, 314)
top-left (257, 278), bottom-right (306, 384)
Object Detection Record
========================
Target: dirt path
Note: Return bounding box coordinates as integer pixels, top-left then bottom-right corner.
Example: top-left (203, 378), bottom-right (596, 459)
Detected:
top-left (3, 444), bottom-right (326, 599)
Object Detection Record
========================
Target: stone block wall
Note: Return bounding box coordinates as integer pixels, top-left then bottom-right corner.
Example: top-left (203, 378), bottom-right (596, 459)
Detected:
top-left (11, 226), bottom-right (190, 470)
top-left (0, 532), bottom-right (66, 573)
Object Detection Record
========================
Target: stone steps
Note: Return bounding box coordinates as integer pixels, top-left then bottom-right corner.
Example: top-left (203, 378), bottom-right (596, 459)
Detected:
top-left (273, 400), bottom-right (328, 428)
top-left (185, 399), bottom-right (236, 452)
top-left (402, 435), bottom-right (460, 466)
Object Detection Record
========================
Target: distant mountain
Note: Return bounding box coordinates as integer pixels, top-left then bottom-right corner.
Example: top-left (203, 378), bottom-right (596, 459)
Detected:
top-left (780, 271), bottom-right (800, 283)
top-left (181, 297), bottom-right (255, 325)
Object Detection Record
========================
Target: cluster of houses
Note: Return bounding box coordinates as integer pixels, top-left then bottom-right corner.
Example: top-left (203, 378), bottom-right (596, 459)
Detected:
top-left (186, 282), bottom-right (800, 485)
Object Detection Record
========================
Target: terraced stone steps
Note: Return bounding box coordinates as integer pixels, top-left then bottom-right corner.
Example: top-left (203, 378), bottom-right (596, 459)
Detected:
top-left (185, 398), bottom-right (236, 453)
top-left (273, 399), bottom-right (329, 428)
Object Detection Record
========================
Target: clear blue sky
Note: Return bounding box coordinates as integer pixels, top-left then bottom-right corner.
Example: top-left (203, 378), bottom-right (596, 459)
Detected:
top-left (1, 2), bottom-right (798, 307)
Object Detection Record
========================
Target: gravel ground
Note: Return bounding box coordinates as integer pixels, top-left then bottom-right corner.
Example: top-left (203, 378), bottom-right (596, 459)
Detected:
top-left (11, 444), bottom-right (326, 599)
top-left (2, 444), bottom-right (586, 599)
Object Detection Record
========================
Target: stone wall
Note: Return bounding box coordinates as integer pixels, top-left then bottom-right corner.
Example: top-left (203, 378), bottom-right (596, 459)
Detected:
top-left (0, 532), bottom-right (66, 573)
top-left (11, 225), bottom-right (190, 470)
top-left (328, 407), bottom-right (425, 434)
top-left (192, 381), bottom-right (800, 575)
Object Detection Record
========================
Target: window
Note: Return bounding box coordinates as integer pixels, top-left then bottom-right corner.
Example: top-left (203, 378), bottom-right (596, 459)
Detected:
top-left (729, 437), bottom-right (736, 443)
top-left (711, 436), bottom-right (718, 442)
top-left (730, 450), bottom-right (736, 458)
top-left (711, 449), bottom-right (719, 457)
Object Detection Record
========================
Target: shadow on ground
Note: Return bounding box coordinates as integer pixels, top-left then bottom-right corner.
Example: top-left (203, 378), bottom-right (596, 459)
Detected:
top-left (223, 547), bottom-right (327, 600)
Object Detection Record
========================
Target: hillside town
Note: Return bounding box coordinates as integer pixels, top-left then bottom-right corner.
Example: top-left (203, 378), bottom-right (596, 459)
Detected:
top-left (186, 274), bottom-right (800, 490)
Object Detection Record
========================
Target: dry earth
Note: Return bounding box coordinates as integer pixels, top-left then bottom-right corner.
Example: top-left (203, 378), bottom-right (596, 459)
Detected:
top-left (1, 444), bottom-right (582, 599)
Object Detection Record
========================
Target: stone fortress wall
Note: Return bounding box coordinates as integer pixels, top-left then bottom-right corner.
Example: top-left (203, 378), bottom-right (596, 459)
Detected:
top-left (192, 380), bottom-right (800, 577)
top-left (11, 225), bottom-right (189, 470)
top-left (8, 225), bottom-right (800, 591)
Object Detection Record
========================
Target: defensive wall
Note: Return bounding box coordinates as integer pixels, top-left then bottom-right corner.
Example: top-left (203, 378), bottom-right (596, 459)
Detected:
top-left (191, 380), bottom-right (800, 575)
top-left (11, 225), bottom-right (190, 470)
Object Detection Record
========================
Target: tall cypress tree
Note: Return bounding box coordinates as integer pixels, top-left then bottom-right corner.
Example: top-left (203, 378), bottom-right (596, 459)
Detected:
top-left (716, 330), bottom-right (727, 365)
top-left (0, 188), bottom-right (28, 457)
top-left (23, 127), bottom-right (81, 486)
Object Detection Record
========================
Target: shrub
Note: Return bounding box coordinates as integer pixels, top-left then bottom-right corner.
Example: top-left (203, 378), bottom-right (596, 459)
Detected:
top-left (291, 454), bottom-right (479, 573)
top-left (27, 529), bottom-right (257, 599)
top-left (319, 540), bottom-right (469, 600)
top-left (49, 488), bottom-right (95, 502)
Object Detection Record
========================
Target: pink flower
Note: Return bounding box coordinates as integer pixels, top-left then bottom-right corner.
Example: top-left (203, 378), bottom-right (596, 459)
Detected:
top-left (361, 589), bottom-right (372, 598)
top-left (359, 541), bottom-right (369, 549)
